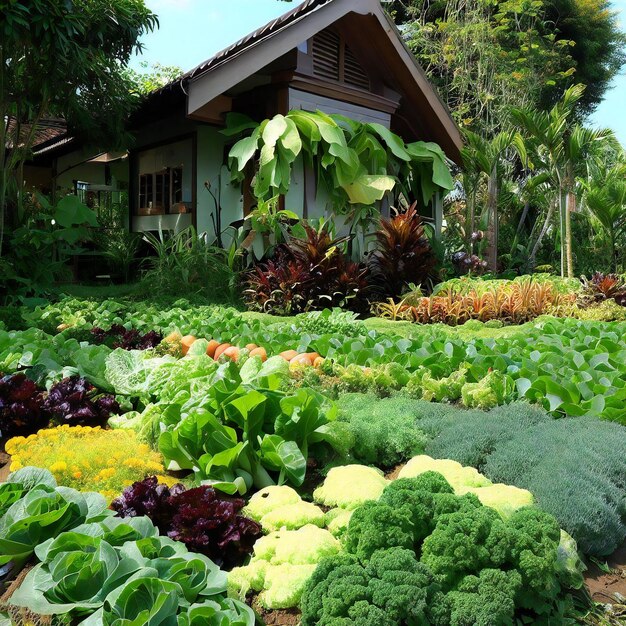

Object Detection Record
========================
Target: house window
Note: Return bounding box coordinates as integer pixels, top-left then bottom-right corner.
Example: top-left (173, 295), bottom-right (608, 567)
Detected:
top-left (136, 138), bottom-right (192, 215)
top-left (311, 29), bottom-right (370, 91)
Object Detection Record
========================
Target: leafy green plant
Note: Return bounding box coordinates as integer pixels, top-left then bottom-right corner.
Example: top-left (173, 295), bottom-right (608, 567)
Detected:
top-left (224, 110), bottom-right (454, 211)
top-left (141, 226), bottom-right (241, 303)
top-left (422, 403), bottom-right (626, 556)
top-left (0, 474), bottom-right (111, 574)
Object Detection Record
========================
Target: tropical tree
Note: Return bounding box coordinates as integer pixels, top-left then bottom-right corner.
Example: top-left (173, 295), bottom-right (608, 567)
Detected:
top-left (510, 85), bottom-right (614, 277)
top-left (461, 130), bottom-right (526, 270)
top-left (0, 0), bottom-right (158, 255)
top-left (583, 165), bottom-right (626, 272)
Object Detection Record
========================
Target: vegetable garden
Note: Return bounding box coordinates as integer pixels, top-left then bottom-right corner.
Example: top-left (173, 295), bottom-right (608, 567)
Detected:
top-left (0, 294), bottom-right (625, 625)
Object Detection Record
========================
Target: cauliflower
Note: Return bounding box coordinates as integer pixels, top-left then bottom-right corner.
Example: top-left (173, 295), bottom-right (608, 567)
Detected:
top-left (228, 524), bottom-right (341, 610)
top-left (254, 524), bottom-right (340, 565)
top-left (244, 485), bottom-right (302, 520)
top-left (244, 485), bottom-right (325, 531)
top-left (257, 501), bottom-right (325, 532)
top-left (458, 483), bottom-right (534, 518)
top-left (325, 507), bottom-right (354, 538)
top-left (313, 465), bottom-right (389, 510)
top-left (398, 455), bottom-right (491, 491)
top-left (261, 563), bottom-right (318, 608)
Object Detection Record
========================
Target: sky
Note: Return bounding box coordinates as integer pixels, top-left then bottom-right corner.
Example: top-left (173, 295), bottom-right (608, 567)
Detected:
top-left (132, 0), bottom-right (626, 145)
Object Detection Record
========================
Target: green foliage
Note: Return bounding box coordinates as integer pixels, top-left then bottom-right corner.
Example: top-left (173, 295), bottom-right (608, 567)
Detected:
top-left (424, 404), bottom-right (626, 556)
top-left (7, 513), bottom-right (254, 626)
top-left (336, 394), bottom-right (429, 467)
top-left (482, 418), bottom-right (626, 556)
top-left (0, 0), bottom-right (158, 262)
top-left (224, 110), bottom-right (453, 211)
top-left (302, 474), bottom-right (575, 624)
top-left (123, 60), bottom-right (183, 95)
top-left (140, 226), bottom-right (241, 303)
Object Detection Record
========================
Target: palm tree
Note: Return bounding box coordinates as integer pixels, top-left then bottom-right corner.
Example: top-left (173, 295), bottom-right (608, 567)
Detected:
top-left (583, 168), bottom-right (626, 272)
top-left (461, 130), bottom-right (526, 271)
top-left (511, 84), bottom-right (615, 277)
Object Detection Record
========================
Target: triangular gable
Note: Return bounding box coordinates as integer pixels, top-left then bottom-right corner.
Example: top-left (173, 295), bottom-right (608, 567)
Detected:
top-left (185, 0), bottom-right (462, 162)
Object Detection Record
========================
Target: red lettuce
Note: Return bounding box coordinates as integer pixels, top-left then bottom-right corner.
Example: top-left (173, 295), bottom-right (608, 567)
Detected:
top-left (43, 375), bottom-right (120, 427)
top-left (111, 477), bottom-right (262, 568)
top-left (91, 325), bottom-right (163, 350)
top-left (0, 372), bottom-right (47, 438)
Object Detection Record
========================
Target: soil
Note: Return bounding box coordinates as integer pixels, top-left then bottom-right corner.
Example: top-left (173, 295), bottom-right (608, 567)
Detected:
top-left (584, 541), bottom-right (626, 605)
top-left (252, 597), bottom-right (301, 626)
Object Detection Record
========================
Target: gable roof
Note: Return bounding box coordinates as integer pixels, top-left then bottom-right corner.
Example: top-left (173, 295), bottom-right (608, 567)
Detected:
top-left (154, 0), bottom-right (462, 162)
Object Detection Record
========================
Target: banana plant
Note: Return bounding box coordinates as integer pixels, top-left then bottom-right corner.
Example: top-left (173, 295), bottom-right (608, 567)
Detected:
top-left (222, 110), bottom-right (454, 217)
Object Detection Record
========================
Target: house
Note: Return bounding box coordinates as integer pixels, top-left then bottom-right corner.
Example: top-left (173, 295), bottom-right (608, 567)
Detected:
top-left (27, 0), bottom-right (462, 245)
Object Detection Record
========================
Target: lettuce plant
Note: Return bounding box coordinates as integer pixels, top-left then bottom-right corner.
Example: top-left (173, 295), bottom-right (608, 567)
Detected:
top-left (0, 480), bottom-right (111, 574)
top-left (43, 375), bottom-right (120, 427)
top-left (0, 372), bottom-right (47, 437)
top-left (112, 477), bottom-right (262, 568)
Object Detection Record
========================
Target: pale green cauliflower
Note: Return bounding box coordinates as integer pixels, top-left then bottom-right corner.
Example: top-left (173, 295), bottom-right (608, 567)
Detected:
top-left (313, 464), bottom-right (389, 509)
top-left (244, 485), bottom-right (302, 520)
top-left (325, 507), bottom-right (354, 538)
top-left (227, 524), bottom-right (341, 609)
top-left (398, 455), bottom-right (492, 490)
top-left (457, 483), bottom-right (534, 518)
top-left (244, 485), bottom-right (325, 531)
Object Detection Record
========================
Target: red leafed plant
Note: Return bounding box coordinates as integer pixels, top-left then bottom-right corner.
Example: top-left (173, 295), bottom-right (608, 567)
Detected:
top-left (111, 476), bottom-right (262, 569)
top-left (244, 224), bottom-right (368, 315)
top-left (581, 273), bottom-right (626, 306)
top-left (368, 203), bottom-right (438, 301)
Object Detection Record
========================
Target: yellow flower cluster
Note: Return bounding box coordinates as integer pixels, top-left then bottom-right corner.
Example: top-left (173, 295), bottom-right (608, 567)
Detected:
top-left (6, 425), bottom-right (174, 501)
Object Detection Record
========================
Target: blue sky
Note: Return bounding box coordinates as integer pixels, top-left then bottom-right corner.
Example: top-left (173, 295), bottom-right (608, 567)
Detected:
top-left (132, 0), bottom-right (626, 145)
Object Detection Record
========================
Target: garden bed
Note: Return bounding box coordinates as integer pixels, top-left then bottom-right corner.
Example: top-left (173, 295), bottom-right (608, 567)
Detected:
top-left (1, 295), bottom-right (626, 624)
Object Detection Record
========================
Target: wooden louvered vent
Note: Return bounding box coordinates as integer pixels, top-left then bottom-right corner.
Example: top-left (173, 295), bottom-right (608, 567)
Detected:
top-left (311, 29), bottom-right (370, 90)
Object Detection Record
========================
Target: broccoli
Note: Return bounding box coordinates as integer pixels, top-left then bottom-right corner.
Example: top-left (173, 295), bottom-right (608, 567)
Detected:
top-left (301, 548), bottom-right (441, 626)
top-left (344, 502), bottom-right (414, 560)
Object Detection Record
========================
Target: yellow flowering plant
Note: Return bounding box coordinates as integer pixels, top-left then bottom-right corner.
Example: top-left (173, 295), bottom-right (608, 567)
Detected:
top-left (6, 425), bottom-right (176, 501)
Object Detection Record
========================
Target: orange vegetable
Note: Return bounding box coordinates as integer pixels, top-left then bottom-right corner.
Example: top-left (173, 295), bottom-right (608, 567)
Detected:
top-left (245, 343), bottom-right (258, 351)
top-left (206, 340), bottom-right (220, 358)
top-left (290, 353), bottom-right (313, 367)
top-left (305, 352), bottom-right (320, 362)
top-left (222, 346), bottom-right (240, 361)
top-left (313, 356), bottom-right (325, 368)
top-left (180, 335), bottom-right (197, 356)
top-left (213, 343), bottom-right (232, 360)
top-left (249, 347), bottom-right (268, 362)
top-left (279, 350), bottom-right (299, 362)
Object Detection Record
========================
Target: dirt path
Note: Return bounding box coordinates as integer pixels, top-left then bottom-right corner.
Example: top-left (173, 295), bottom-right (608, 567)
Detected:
top-left (585, 541), bottom-right (626, 605)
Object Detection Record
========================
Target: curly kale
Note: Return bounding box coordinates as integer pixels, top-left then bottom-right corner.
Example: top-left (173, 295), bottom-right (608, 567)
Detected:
top-left (420, 506), bottom-right (510, 586)
top-left (300, 548), bottom-right (441, 626)
top-left (343, 502), bottom-right (414, 560)
top-left (506, 507), bottom-right (562, 610)
top-left (379, 475), bottom-right (481, 542)
top-left (438, 569), bottom-right (522, 626)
